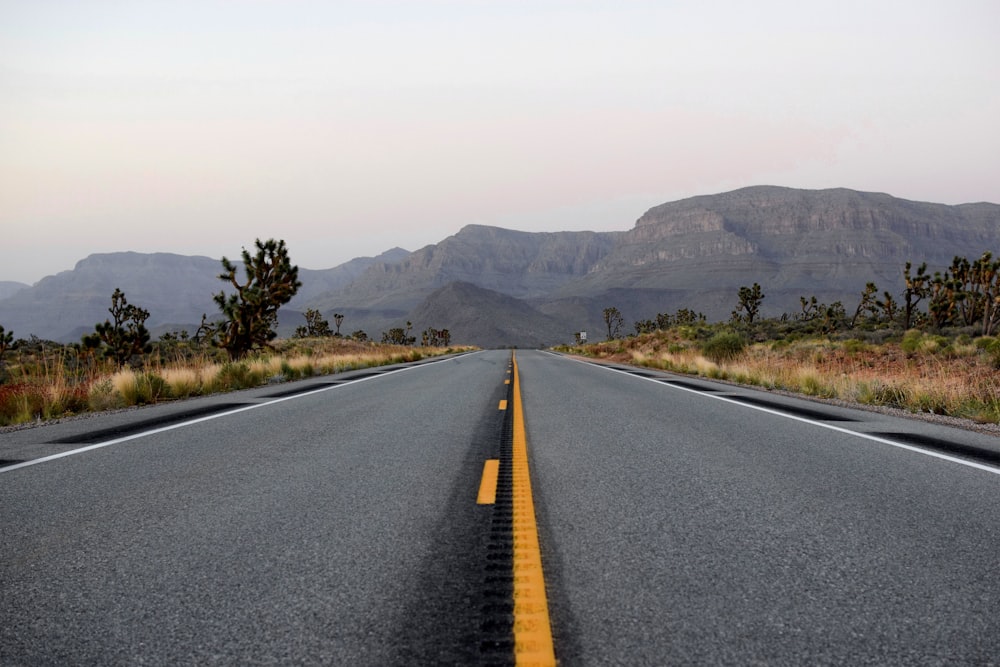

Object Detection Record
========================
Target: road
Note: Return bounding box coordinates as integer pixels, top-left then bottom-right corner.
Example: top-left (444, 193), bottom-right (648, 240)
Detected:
top-left (3, 349), bottom-right (1000, 665)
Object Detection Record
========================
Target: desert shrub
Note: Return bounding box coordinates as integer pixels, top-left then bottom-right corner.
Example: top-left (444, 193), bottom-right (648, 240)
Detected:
top-left (900, 329), bottom-right (924, 355)
top-left (88, 378), bottom-right (120, 411)
top-left (842, 339), bottom-right (868, 354)
top-left (701, 332), bottom-right (746, 362)
top-left (280, 360), bottom-right (301, 381)
top-left (114, 371), bottom-right (169, 406)
top-left (161, 368), bottom-right (200, 398)
top-left (214, 361), bottom-right (258, 391)
top-left (48, 381), bottom-right (90, 416)
top-left (973, 336), bottom-right (998, 351)
top-left (974, 337), bottom-right (1000, 368)
top-left (913, 391), bottom-right (950, 415)
top-left (0, 383), bottom-right (47, 425)
top-left (799, 373), bottom-right (834, 398)
top-left (900, 330), bottom-right (949, 355)
top-left (857, 381), bottom-right (910, 409)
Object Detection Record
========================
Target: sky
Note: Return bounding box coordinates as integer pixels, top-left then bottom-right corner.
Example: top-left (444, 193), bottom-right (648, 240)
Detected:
top-left (2, 0), bottom-right (998, 285)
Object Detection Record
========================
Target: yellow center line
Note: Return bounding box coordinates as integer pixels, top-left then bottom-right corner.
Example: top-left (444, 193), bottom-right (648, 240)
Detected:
top-left (511, 351), bottom-right (557, 666)
top-left (477, 459), bottom-right (500, 504)
top-left (499, 399), bottom-right (508, 410)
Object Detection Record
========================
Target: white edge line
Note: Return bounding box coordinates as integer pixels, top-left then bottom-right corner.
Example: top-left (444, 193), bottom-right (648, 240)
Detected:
top-left (1, 354), bottom-right (474, 474)
top-left (558, 353), bottom-right (1000, 477)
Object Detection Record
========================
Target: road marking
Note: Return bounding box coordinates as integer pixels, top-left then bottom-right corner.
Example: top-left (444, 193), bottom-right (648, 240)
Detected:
top-left (499, 399), bottom-right (508, 410)
top-left (505, 379), bottom-right (511, 385)
top-left (565, 355), bottom-right (1000, 477)
top-left (0, 354), bottom-right (476, 474)
top-left (477, 459), bottom-right (500, 504)
top-left (510, 352), bottom-right (557, 666)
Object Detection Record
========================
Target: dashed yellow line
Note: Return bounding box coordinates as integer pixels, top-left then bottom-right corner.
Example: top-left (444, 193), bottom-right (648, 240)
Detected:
top-left (511, 351), bottom-right (556, 666)
top-left (499, 399), bottom-right (509, 410)
top-left (477, 459), bottom-right (500, 504)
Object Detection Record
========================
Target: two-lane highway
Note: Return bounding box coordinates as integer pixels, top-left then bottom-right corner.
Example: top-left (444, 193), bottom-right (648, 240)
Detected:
top-left (3, 349), bottom-right (1000, 664)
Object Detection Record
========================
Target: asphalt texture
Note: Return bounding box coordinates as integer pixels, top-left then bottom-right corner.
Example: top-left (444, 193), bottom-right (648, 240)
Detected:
top-left (517, 350), bottom-right (1000, 665)
top-left (1, 352), bottom-right (513, 666)
top-left (3, 349), bottom-right (1000, 665)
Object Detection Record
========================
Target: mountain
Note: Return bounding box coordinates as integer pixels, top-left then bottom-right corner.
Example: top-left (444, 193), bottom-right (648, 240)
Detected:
top-left (0, 249), bottom-right (411, 343)
top-left (0, 253), bottom-right (224, 342)
top-left (314, 226), bottom-right (618, 312)
top-left (406, 282), bottom-right (568, 349)
top-left (321, 187), bottom-right (1000, 340)
top-left (0, 282), bottom-right (28, 301)
top-left (3, 187), bottom-right (999, 346)
top-left (291, 247), bottom-right (410, 307)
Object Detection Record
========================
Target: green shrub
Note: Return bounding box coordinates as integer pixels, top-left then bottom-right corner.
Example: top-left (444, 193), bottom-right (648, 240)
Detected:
top-left (280, 360), bottom-right (301, 381)
top-left (88, 378), bottom-right (120, 412)
top-left (701, 332), bottom-right (746, 362)
top-left (857, 381), bottom-right (910, 409)
top-left (842, 339), bottom-right (868, 354)
top-left (215, 362), bottom-right (256, 390)
top-left (800, 374), bottom-right (834, 398)
top-left (118, 372), bottom-right (169, 406)
top-left (0, 383), bottom-right (47, 425)
top-left (900, 329), bottom-right (924, 355)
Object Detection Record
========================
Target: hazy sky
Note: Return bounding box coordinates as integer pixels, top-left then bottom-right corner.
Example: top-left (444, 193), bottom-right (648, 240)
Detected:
top-left (2, 1), bottom-right (998, 285)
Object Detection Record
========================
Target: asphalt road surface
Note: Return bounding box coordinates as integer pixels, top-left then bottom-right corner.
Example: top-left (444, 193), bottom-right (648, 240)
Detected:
top-left (3, 349), bottom-right (1000, 665)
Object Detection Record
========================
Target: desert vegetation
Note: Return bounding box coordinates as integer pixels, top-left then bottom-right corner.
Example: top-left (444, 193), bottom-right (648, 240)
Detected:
top-left (0, 334), bottom-right (468, 427)
top-left (563, 252), bottom-right (1000, 425)
top-left (0, 239), bottom-right (469, 427)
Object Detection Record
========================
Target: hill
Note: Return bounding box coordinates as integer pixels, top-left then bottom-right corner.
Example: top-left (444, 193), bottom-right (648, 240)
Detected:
top-left (406, 282), bottom-right (568, 349)
top-left (0, 249), bottom-right (411, 343)
top-left (322, 187), bottom-right (1000, 340)
top-left (3, 186), bottom-right (999, 346)
top-left (0, 282), bottom-right (28, 301)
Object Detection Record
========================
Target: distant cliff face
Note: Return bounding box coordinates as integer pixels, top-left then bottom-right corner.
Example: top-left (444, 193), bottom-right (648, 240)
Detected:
top-left (0, 249), bottom-right (410, 342)
top-left (0, 282), bottom-right (27, 301)
top-left (407, 281), bottom-right (568, 348)
top-left (327, 225), bottom-right (619, 310)
top-left (3, 186), bottom-right (999, 346)
top-left (333, 187), bottom-right (1000, 342)
top-left (576, 186), bottom-right (1000, 293)
top-left (629, 186), bottom-right (996, 264)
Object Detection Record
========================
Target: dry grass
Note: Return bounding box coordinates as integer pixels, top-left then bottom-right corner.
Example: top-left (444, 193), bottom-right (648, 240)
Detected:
top-left (562, 331), bottom-right (1000, 424)
top-left (0, 338), bottom-right (473, 426)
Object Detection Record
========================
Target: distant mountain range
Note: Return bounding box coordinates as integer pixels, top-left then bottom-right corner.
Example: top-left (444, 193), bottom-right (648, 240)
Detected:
top-left (2, 186), bottom-right (999, 347)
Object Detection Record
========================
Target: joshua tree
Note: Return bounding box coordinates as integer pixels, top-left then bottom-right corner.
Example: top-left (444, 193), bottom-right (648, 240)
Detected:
top-left (0, 324), bottom-right (13, 375)
top-left (850, 282), bottom-right (880, 329)
top-left (82, 288), bottom-right (152, 368)
top-left (214, 238), bottom-right (302, 359)
top-left (903, 261), bottom-right (930, 329)
top-left (603, 307), bottom-right (624, 340)
top-left (732, 283), bottom-right (765, 325)
top-left (295, 308), bottom-right (332, 338)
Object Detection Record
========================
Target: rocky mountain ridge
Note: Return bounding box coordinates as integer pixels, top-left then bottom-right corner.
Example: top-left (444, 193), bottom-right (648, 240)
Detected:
top-left (2, 186), bottom-right (998, 347)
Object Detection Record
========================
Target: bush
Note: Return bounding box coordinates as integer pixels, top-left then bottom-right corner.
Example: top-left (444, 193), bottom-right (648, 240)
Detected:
top-left (215, 362), bottom-right (258, 390)
top-left (857, 381), bottom-right (910, 409)
top-left (842, 339), bottom-right (868, 354)
top-left (88, 378), bottom-right (121, 412)
top-left (114, 371), bottom-right (169, 406)
top-left (701, 332), bottom-right (746, 362)
top-left (0, 383), bottom-right (47, 425)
